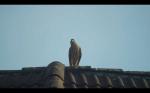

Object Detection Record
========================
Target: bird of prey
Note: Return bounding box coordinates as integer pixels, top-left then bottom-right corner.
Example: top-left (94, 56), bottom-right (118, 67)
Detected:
top-left (69, 39), bottom-right (82, 66)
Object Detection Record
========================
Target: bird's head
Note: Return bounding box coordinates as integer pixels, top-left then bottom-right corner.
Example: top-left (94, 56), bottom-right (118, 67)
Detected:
top-left (70, 38), bottom-right (75, 44)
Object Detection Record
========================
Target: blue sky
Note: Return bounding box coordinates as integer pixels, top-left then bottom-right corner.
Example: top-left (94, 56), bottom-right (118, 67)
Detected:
top-left (0, 5), bottom-right (150, 71)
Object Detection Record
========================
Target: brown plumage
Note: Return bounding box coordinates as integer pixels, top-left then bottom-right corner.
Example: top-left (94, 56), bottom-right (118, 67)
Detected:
top-left (69, 39), bottom-right (82, 66)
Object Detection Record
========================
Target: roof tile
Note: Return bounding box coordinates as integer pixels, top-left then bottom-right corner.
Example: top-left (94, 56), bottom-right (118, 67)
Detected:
top-left (0, 62), bottom-right (150, 88)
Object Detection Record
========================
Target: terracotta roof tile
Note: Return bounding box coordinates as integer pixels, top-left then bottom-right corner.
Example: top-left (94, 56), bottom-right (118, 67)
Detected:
top-left (64, 66), bottom-right (150, 88)
top-left (0, 62), bottom-right (150, 88)
top-left (98, 75), bottom-right (110, 88)
top-left (120, 76), bottom-right (136, 88)
top-left (145, 78), bottom-right (150, 87)
top-left (0, 61), bottom-right (64, 88)
top-left (143, 78), bottom-right (149, 88)
top-left (117, 76), bottom-right (125, 88)
top-left (93, 75), bottom-right (101, 88)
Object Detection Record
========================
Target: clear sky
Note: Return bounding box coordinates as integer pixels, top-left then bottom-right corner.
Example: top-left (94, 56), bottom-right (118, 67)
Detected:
top-left (0, 5), bottom-right (150, 71)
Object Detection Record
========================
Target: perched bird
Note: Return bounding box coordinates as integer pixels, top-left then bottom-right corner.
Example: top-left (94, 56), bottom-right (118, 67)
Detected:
top-left (69, 39), bottom-right (82, 66)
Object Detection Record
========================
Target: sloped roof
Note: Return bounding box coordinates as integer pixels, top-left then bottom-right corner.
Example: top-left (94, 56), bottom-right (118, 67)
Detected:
top-left (0, 61), bottom-right (150, 88)
top-left (64, 66), bottom-right (150, 88)
top-left (0, 61), bottom-right (64, 88)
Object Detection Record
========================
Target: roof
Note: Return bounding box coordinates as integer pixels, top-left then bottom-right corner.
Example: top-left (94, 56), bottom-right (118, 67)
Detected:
top-left (64, 66), bottom-right (150, 88)
top-left (0, 61), bottom-right (64, 88)
top-left (0, 61), bottom-right (150, 88)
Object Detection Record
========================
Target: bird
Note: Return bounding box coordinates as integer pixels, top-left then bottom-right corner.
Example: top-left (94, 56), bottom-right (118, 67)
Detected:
top-left (69, 39), bottom-right (82, 67)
